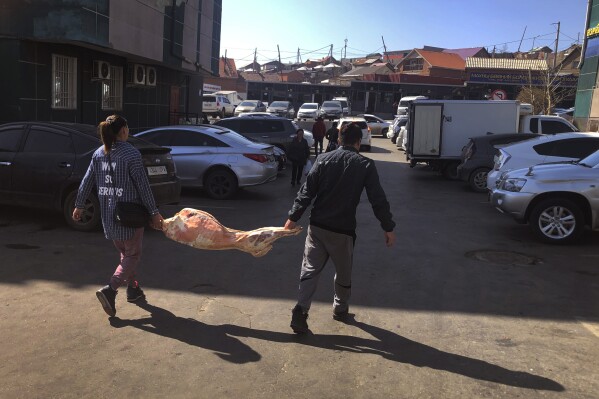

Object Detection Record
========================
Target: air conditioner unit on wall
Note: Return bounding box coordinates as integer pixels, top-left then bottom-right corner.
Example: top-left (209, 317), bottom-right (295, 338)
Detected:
top-left (92, 60), bottom-right (110, 80)
top-left (146, 66), bottom-right (157, 87)
top-left (127, 64), bottom-right (146, 86)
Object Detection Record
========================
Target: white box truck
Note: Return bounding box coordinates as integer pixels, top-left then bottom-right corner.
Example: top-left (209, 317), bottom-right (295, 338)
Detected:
top-left (406, 100), bottom-right (577, 179)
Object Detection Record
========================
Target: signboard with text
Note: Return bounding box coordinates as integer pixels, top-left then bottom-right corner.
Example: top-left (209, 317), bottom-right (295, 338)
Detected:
top-left (468, 72), bottom-right (577, 87)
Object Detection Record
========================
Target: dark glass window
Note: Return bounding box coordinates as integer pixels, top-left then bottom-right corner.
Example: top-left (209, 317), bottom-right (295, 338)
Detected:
top-left (23, 129), bottom-right (73, 153)
top-left (541, 120), bottom-right (574, 134)
top-left (141, 130), bottom-right (172, 146)
top-left (0, 128), bottom-right (24, 152)
top-left (72, 133), bottom-right (100, 154)
top-left (529, 118), bottom-right (538, 133)
top-left (552, 138), bottom-right (599, 158)
top-left (171, 131), bottom-right (224, 147)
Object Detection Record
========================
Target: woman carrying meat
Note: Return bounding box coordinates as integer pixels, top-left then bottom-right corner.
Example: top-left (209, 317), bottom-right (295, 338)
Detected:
top-left (72, 115), bottom-right (164, 317)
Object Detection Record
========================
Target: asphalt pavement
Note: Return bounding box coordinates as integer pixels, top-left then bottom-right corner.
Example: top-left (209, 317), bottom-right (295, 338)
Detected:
top-left (1, 137), bottom-right (598, 398)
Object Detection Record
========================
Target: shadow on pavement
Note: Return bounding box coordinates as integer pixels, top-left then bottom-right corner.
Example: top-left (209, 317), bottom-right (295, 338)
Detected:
top-left (109, 300), bottom-right (261, 364)
top-left (114, 303), bottom-right (564, 392)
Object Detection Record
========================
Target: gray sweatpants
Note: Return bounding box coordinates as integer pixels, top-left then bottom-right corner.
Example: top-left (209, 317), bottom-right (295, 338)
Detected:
top-left (297, 225), bottom-right (354, 313)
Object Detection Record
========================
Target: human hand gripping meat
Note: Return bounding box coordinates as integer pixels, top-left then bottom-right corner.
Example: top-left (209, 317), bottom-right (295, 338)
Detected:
top-left (162, 208), bottom-right (302, 257)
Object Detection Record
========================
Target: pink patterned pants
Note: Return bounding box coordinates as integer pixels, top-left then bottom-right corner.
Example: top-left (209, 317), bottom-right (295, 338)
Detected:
top-left (110, 228), bottom-right (144, 290)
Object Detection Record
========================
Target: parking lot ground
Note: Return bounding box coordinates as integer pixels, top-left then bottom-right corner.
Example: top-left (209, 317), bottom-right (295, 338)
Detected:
top-left (1, 137), bottom-right (598, 398)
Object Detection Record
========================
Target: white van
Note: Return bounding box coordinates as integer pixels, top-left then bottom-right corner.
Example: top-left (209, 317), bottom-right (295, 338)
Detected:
top-left (332, 97), bottom-right (351, 115)
top-left (396, 95), bottom-right (427, 116)
top-left (214, 91), bottom-right (245, 107)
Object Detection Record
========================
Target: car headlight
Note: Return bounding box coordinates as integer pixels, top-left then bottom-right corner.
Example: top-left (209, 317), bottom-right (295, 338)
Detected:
top-left (501, 178), bottom-right (526, 192)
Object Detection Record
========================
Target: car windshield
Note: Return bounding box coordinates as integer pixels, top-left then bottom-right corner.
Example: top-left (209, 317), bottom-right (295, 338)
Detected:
top-left (301, 104), bottom-right (317, 109)
top-left (269, 101), bottom-right (288, 107)
top-left (239, 101), bottom-right (257, 106)
top-left (577, 150), bottom-right (599, 168)
top-left (322, 102), bottom-right (341, 108)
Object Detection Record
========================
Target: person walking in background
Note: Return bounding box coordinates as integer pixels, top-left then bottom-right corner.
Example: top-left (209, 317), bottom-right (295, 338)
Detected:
top-left (311, 116), bottom-right (326, 156)
top-left (287, 128), bottom-right (311, 186)
top-left (284, 123), bottom-right (396, 334)
top-left (72, 115), bottom-right (164, 318)
top-left (325, 121), bottom-right (339, 152)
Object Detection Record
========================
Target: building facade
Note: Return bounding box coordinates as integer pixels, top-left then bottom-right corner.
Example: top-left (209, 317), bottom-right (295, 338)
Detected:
top-left (0, 0), bottom-right (221, 132)
top-left (575, 0), bottom-right (599, 130)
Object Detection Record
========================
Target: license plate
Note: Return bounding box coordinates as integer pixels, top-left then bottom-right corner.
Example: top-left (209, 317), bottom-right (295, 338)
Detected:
top-left (147, 166), bottom-right (167, 176)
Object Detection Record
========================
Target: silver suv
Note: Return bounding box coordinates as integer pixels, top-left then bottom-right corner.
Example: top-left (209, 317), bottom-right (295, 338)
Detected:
top-left (491, 150), bottom-right (599, 244)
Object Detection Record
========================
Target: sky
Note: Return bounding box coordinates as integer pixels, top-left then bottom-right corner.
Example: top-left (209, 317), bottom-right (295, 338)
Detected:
top-left (220, 0), bottom-right (589, 66)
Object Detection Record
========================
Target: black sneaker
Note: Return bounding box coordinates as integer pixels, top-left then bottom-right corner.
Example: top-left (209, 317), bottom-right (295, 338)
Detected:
top-left (333, 307), bottom-right (349, 321)
top-left (290, 305), bottom-right (309, 334)
top-left (127, 282), bottom-right (145, 303)
top-left (96, 285), bottom-right (117, 317)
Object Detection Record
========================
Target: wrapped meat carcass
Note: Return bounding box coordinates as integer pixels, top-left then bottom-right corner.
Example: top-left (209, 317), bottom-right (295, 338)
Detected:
top-left (162, 208), bottom-right (302, 257)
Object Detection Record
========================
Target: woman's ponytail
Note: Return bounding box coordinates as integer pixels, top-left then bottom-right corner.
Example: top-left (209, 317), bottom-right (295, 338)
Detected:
top-left (98, 115), bottom-right (128, 153)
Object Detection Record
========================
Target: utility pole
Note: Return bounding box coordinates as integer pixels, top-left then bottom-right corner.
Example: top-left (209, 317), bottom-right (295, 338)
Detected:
top-left (552, 21), bottom-right (561, 69)
top-left (344, 38), bottom-right (347, 59)
top-left (278, 45), bottom-right (282, 80)
top-left (297, 47), bottom-right (301, 64)
top-left (382, 36), bottom-right (389, 62)
top-left (253, 48), bottom-right (257, 72)
top-left (517, 26), bottom-right (527, 52)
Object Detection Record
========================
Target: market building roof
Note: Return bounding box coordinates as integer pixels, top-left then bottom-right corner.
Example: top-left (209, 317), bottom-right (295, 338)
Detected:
top-left (466, 57), bottom-right (548, 70)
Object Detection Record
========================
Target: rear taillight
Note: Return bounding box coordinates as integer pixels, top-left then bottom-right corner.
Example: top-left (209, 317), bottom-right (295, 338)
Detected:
top-left (244, 153), bottom-right (268, 163)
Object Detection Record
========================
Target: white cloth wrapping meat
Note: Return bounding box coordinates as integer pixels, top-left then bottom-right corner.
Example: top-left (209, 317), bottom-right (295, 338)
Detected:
top-left (162, 208), bottom-right (302, 257)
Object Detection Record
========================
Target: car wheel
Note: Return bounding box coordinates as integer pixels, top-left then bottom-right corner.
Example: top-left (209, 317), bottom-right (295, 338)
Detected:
top-left (382, 128), bottom-right (388, 137)
top-left (63, 189), bottom-right (101, 231)
top-left (468, 168), bottom-right (491, 193)
top-left (530, 198), bottom-right (584, 244)
top-left (220, 108), bottom-right (226, 118)
top-left (441, 162), bottom-right (459, 180)
top-left (204, 168), bottom-right (238, 200)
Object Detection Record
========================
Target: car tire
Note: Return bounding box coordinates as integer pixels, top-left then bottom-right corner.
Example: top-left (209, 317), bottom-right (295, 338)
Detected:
top-left (219, 108), bottom-right (226, 119)
top-left (530, 198), bottom-right (585, 244)
top-left (204, 168), bottom-right (238, 200)
top-left (468, 168), bottom-right (491, 193)
top-left (382, 128), bottom-right (388, 137)
top-left (441, 161), bottom-right (459, 180)
top-left (63, 189), bottom-right (101, 232)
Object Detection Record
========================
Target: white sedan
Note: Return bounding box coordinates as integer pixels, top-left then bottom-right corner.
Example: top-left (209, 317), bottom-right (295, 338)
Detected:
top-left (486, 132), bottom-right (599, 190)
top-left (360, 114), bottom-right (392, 137)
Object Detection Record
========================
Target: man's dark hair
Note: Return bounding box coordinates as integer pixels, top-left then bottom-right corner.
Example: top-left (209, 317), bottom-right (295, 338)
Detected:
top-left (340, 123), bottom-right (363, 146)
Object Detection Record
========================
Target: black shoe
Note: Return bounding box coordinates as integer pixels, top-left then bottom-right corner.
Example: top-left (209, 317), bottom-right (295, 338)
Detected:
top-left (290, 305), bottom-right (309, 334)
top-left (291, 181), bottom-right (295, 186)
top-left (127, 282), bottom-right (145, 303)
top-left (333, 307), bottom-right (349, 321)
top-left (96, 285), bottom-right (117, 317)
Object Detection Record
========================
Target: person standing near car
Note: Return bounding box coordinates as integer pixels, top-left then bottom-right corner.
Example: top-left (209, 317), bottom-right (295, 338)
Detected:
top-left (72, 115), bottom-right (164, 318)
top-left (325, 121), bottom-right (339, 152)
top-left (284, 123), bottom-right (396, 333)
top-left (287, 128), bottom-right (311, 186)
top-left (311, 116), bottom-right (326, 156)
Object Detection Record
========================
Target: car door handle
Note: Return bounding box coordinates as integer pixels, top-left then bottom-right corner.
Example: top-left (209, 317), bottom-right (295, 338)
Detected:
top-left (58, 162), bottom-right (72, 168)
top-left (0, 161), bottom-right (11, 166)
top-left (261, 135), bottom-right (269, 138)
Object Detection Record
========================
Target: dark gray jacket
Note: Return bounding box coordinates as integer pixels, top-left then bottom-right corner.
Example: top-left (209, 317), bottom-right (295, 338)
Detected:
top-left (288, 146), bottom-right (395, 237)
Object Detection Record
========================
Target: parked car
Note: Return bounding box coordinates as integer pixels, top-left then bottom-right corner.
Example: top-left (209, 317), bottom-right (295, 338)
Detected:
top-left (234, 100), bottom-right (266, 117)
top-left (135, 124), bottom-right (277, 199)
top-left (214, 115), bottom-right (299, 154)
top-left (0, 122), bottom-right (180, 231)
top-left (297, 103), bottom-right (320, 120)
top-left (319, 101), bottom-right (343, 120)
top-left (490, 149), bottom-right (599, 244)
top-left (267, 101), bottom-right (295, 118)
top-left (202, 94), bottom-right (235, 119)
top-left (360, 114), bottom-right (392, 137)
top-left (554, 107), bottom-right (575, 122)
top-left (457, 133), bottom-right (540, 192)
top-left (487, 132), bottom-right (599, 190)
top-left (388, 115), bottom-right (408, 143)
top-left (338, 117), bottom-right (372, 151)
top-left (332, 97), bottom-right (351, 116)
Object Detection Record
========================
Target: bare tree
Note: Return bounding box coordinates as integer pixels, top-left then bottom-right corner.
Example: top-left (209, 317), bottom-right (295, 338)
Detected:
top-left (517, 65), bottom-right (576, 114)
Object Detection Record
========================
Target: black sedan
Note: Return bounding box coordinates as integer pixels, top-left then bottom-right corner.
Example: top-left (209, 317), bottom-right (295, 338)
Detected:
top-left (0, 122), bottom-right (180, 231)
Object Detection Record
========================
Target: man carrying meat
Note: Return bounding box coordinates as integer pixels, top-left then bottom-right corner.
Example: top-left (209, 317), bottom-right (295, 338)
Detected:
top-left (284, 123), bottom-right (396, 334)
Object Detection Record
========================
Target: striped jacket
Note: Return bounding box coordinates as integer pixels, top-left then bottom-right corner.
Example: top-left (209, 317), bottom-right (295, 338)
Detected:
top-left (76, 141), bottom-right (159, 240)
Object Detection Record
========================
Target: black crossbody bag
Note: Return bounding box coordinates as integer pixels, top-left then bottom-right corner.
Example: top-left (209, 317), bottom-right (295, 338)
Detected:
top-left (107, 152), bottom-right (150, 228)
